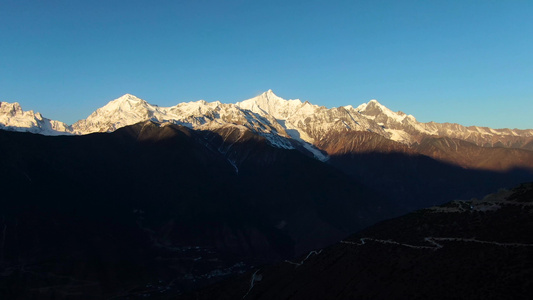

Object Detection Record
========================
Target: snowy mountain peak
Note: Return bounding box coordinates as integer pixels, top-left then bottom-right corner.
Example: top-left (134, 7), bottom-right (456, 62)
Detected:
top-left (4, 92), bottom-right (533, 155)
top-left (236, 90), bottom-right (305, 120)
top-left (118, 93), bottom-right (140, 100)
top-left (99, 94), bottom-right (154, 112)
top-left (356, 99), bottom-right (409, 124)
top-left (356, 99), bottom-right (386, 111)
top-left (0, 101), bottom-right (23, 116)
top-left (256, 89), bottom-right (293, 104)
top-left (110, 93), bottom-right (149, 105)
top-left (72, 94), bottom-right (162, 133)
top-left (0, 101), bottom-right (71, 135)
top-left (1, 101), bottom-right (25, 116)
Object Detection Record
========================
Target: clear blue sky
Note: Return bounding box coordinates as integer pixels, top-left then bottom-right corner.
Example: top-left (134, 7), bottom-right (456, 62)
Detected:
top-left (1, 0), bottom-right (532, 128)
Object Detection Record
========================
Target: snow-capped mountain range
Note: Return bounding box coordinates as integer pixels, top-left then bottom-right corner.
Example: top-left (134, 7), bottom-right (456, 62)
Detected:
top-left (2, 90), bottom-right (533, 157)
top-left (0, 102), bottom-right (71, 135)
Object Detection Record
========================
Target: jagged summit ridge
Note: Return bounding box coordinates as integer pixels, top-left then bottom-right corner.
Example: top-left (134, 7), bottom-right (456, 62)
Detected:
top-left (69, 93), bottom-right (298, 152)
top-left (2, 91), bottom-right (533, 153)
top-left (72, 94), bottom-right (163, 133)
top-left (236, 90), bottom-right (306, 120)
top-left (0, 101), bottom-right (71, 135)
top-left (236, 91), bottom-right (387, 144)
top-left (356, 99), bottom-right (415, 123)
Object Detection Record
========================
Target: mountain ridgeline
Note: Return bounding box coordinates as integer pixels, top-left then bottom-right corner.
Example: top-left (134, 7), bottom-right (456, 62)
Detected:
top-left (2, 91), bottom-right (533, 155)
top-left (1, 91), bottom-right (533, 298)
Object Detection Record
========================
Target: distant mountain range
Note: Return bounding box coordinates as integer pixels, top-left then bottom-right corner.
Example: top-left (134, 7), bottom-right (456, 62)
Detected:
top-left (2, 91), bottom-right (533, 170)
top-left (1, 91), bottom-right (532, 298)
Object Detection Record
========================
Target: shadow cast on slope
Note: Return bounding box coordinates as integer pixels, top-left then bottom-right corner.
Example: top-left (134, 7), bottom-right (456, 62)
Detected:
top-left (0, 123), bottom-right (392, 299)
top-left (327, 151), bottom-right (533, 214)
top-left (2, 123), bottom-right (531, 299)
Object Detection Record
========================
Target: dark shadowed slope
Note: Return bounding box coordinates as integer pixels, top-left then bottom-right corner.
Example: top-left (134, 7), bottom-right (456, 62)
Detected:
top-left (319, 131), bottom-right (533, 212)
top-left (187, 183), bottom-right (533, 300)
top-left (0, 122), bottom-right (388, 299)
top-left (1, 122), bottom-right (532, 299)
